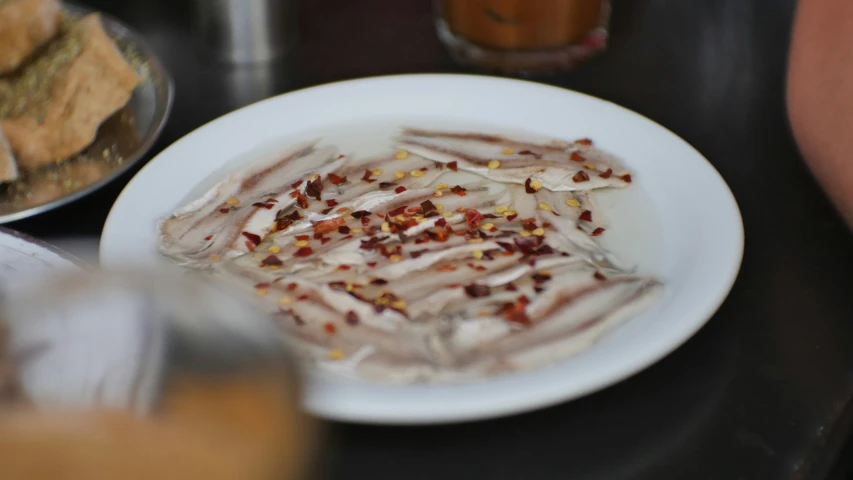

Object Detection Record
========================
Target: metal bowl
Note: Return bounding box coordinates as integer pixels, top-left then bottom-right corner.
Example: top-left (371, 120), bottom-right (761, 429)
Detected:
top-left (0, 5), bottom-right (174, 223)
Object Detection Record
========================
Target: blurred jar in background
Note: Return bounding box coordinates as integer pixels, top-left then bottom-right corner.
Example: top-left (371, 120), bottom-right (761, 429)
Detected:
top-left (436, 0), bottom-right (610, 74)
top-left (0, 272), bottom-right (318, 480)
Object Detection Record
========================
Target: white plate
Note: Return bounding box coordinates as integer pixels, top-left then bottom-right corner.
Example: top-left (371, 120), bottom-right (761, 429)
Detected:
top-left (0, 228), bottom-right (85, 293)
top-left (100, 75), bottom-right (743, 424)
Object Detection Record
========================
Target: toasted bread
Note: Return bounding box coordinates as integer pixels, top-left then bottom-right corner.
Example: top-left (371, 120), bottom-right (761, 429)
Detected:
top-left (0, 0), bottom-right (63, 75)
top-left (0, 13), bottom-right (139, 169)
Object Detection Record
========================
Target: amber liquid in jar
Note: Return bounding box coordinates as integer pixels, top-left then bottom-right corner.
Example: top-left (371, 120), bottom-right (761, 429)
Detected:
top-left (437, 0), bottom-right (609, 72)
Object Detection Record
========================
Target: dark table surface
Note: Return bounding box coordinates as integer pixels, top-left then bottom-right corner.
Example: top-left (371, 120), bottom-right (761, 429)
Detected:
top-left (11, 0), bottom-right (853, 478)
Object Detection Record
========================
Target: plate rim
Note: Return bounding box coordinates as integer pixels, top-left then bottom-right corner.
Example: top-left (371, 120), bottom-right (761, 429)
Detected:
top-left (100, 73), bottom-right (745, 424)
top-left (0, 226), bottom-right (89, 269)
top-left (0, 4), bottom-right (175, 224)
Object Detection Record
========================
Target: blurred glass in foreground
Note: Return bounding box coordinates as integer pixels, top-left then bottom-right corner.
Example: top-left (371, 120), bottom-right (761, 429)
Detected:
top-left (0, 272), bottom-right (318, 480)
top-left (436, 0), bottom-right (610, 74)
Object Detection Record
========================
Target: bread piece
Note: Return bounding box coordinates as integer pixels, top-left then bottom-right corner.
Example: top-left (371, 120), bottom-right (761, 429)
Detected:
top-left (0, 13), bottom-right (140, 169)
top-left (0, 0), bottom-right (63, 75)
top-left (0, 127), bottom-right (18, 182)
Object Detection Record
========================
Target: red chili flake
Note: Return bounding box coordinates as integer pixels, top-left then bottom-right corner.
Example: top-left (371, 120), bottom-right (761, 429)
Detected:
top-left (324, 323), bottom-right (337, 335)
top-left (575, 138), bottom-right (593, 145)
top-left (295, 235), bottom-right (310, 241)
top-left (204, 235), bottom-right (213, 241)
top-left (534, 286), bottom-right (545, 294)
top-left (267, 198), bottom-right (278, 203)
top-left (420, 200), bottom-right (437, 215)
top-left (600, 168), bottom-right (613, 179)
top-left (409, 249), bottom-right (429, 259)
top-left (291, 180), bottom-right (304, 189)
top-left (448, 161), bottom-right (458, 172)
top-left (361, 170), bottom-right (376, 183)
top-left (321, 208), bottom-right (333, 215)
top-left (326, 199), bottom-right (339, 207)
top-left (379, 182), bottom-right (396, 189)
top-left (451, 185), bottom-right (468, 196)
top-left (338, 225), bottom-right (351, 234)
top-left (367, 262), bottom-right (377, 268)
top-left (261, 255), bottom-right (283, 266)
top-left (321, 237), bottom-right (331, 245)
top-left (591, 227), bottom-right (606, 237)
top-left (328, 173), bottom-right (347, 185)
top-left (289, 191), bottom-right (299, 199)
top-left (286, 283), bottom-right (298, 291)
top-left (328, 281), bottom-right (346, 290)
top-left (502, 301), bottom-right (530, 325)
top-left (506, 214), bottom-right (518, 221)
top-left (219, 208), bottom-right (230, 214)
top-left (294, 247), bottom-right (314, 257)
top-left (313, 217), bottom-right (346, 235)
top-left (360, 237), bottom-right (383, 251)
top-left (345, 311), bottom-right (360, 326)
top-left (361, 216), bottom-right (371, 226)
top-left (538, 244), bottom-right (555, 255)
top-left (419, 167), bottom-right (428, 172)
top-left (505, 282), bottom-right (518, 291)
top-left (579, 210), bottom-right (593, 222)
top-left (254, 282), bottom-right (270, 289)
top-left (252, 202), bottom-right (275, 209)
top-left (370, 278), bottom-right (388, 286)
top-left (465, 209), bottom-right (484, 227)
top-left (295, 192), bottom-right (309, 208)
top-left (523, 222), bottom-right (537, 232)
top-left (435, 218), bottom-right (447, 227)
top-left (594, 271), bottom-right (607, 281)
top-left (573, 171), bottom-right (590, 183)
top-left (394, 186), bottom-right (407, 194)
top-left (620, 173), bottom-right (632, 183)
top-left (496, 241), bottom-right (515, 253)
top-left (524, 178), bottom-right (537, 194)
top-left (570, 152), bottom-right (585, 162)
top-left (464, 284), bottom-right (491, 298)
top-left (475, 265), bottom-right (487, 272)
top-left (241, 231), bottom-right (262, 246)
top-left (388, 206), bottom-right (407, 217)
top-left (351, 210), bottom-right (370, 219)
top-left (342, 235), bottom-right (353, 240)
top-left (306, 178), bottom-right (323, 200)
top-left (337, 265), bottom-right (351, 271)
top-left (483, 214), bottom-right (501, 219)
top-left (436, 264), bottom-right (457, 272)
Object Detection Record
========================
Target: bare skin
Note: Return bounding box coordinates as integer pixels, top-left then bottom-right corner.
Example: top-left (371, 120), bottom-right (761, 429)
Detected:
top-left (787, 0), bottom-right (853, 227)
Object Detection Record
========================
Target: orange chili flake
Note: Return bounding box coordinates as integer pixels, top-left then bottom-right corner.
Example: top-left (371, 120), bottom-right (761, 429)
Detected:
top-left (570, 152), bottom-right (585, 162)
top-left (323, 323), bottom-right (337, 334)
top-left (313, 217), bottom-right (346, 235)
top-left (328, 173), bottom-right (347, 185)
top-left (575, 138), bottom-right (593, 145)
top-left (436, 264), bottom-right (457, 272)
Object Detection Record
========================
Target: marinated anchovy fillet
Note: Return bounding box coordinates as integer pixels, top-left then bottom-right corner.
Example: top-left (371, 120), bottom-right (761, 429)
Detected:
top-left (158, 129), bottom-right (661, 383)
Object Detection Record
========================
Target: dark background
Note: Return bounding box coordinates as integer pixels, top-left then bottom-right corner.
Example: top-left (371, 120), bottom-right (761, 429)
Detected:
top-left (12, 0), bottom-right (853, 478)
